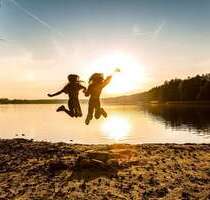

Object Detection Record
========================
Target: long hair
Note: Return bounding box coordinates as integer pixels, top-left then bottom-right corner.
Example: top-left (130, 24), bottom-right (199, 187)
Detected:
top-left (89, 73), bottom-right (104, 84)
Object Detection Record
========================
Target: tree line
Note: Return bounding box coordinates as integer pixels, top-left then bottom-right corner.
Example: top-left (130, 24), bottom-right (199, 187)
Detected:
top-left (145, 74), bottom-right (210, 102)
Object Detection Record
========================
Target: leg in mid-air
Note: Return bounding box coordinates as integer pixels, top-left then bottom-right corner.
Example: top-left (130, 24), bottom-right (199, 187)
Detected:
top-left (85, 100), bottom-right (94, 125)
top-left (67, 98), bottom-right (75, 117)
top-left (94, 99), bottom-right (101, 119)
top-left (56, 99), bottom-right (74, 117)
top-left (94, 99), bottom-right (107, 119)
top-left (74, 98), bottom-right (82, 117)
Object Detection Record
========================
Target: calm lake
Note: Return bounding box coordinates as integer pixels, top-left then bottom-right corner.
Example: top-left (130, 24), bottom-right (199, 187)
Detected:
top-left (0, 104), bottom-right (209, 144)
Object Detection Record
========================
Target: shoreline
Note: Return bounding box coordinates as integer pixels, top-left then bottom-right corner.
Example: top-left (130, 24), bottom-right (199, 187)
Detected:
top-left (1, 99), bottom-right (210, 106)
top-left (0, 139), bottom-right (209, 199)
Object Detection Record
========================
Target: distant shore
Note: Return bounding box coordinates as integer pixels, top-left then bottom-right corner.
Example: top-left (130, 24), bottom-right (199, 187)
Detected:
top-left (0, 139), bottom-right (209, 199)
top-left (148, 101), bottom-right (210, 105)
top-left (0, 99), bottom-right (68, 104)
top-left (1, 98), bottom-right (210, 106)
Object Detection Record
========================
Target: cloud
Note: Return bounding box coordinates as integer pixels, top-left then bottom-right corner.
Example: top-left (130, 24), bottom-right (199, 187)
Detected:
top-left (8, 0), bottom-right (64, 37)
top-left (0, 37), bottom-right (6, 42)
top-left (133, 20), bottom-right (166, 40)
top-left (151, 20), bottom-right (166, 40)
top-left (132, 24), bottom-right (151, 36)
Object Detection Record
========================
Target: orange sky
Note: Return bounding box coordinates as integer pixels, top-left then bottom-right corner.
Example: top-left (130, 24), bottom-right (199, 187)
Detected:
top-left (0, 0), bottom-right (209, 99)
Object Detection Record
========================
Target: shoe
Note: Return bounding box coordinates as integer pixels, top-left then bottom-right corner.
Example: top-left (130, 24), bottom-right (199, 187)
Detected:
top-left (85, 118), bottom-right (90, 125)
top-left (95, 111), bottom-right (101, 119)
top-left (78, 113), bottom-right (82, 117)
top-left (74, 112), bottom-right (82, 118)
top-left (101, 108), bottom-right (107, 118)
top-left (77, 111), bottom-right (82, 117)
top-left (56, 105), bottom-right (65, 112)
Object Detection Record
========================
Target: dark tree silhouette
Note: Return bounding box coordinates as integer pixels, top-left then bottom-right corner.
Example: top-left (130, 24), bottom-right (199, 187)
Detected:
top-left (145, 74), bottom-right (210, 102)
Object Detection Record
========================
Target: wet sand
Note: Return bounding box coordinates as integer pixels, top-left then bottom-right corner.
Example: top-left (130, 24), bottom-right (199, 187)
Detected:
top-left (0, 139), bottom-right (209, 199)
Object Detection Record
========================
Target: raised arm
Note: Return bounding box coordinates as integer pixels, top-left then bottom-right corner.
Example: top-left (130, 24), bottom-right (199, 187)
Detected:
top-left (102, 75), bottom-right (112, 87)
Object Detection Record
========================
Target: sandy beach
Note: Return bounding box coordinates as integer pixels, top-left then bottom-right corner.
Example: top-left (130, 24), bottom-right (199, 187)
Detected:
top-left (0, 139), bottom-right (209, 200)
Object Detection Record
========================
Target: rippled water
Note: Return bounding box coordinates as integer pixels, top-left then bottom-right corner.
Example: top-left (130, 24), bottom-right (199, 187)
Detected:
top-left (0, 104), bottom-right (209, 144)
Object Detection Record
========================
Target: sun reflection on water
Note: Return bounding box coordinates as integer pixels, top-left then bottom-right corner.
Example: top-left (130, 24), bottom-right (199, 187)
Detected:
top-left (101, 116), bottom-right (131, 141)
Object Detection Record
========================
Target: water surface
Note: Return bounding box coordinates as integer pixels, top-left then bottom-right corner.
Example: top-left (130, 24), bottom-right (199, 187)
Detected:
top-left (0, 104), bottom-right (209, 144)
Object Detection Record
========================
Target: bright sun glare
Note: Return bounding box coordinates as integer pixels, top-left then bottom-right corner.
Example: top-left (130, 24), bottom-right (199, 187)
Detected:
top-left (87, 53), bottom-right (146, 95)
top-left (101, 116), bottom-right (130, 141)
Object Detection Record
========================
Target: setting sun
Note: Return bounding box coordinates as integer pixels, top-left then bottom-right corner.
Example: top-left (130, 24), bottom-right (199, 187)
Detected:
top-left (86, 53), bottom-right (146, 95)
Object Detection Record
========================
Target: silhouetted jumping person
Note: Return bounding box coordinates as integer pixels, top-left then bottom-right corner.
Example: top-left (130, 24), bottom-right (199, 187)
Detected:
top-left (85, 73), bottom-right (112, 125)
top-left (48, 74), bottom-right (86, 117)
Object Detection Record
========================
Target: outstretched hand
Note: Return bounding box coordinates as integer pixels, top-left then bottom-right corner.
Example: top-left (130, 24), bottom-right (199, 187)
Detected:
top-left (48, 94), bottom-right (53, 97)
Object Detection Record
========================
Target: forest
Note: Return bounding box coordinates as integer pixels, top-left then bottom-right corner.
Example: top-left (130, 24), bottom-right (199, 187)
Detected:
top-left (104, 74), bottom-right (210, 104)
top-left (145, 74), bottom-right (210, 102)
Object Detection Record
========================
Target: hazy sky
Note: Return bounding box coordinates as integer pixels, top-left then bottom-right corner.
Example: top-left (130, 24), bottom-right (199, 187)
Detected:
top-left (0, 0), bottom-right (210, 98)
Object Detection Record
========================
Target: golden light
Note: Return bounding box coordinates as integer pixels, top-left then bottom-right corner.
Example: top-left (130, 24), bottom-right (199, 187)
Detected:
top-left (88, 52), bottom-right (146, 95)
top-left (101, 116), bottom-right (131, 141)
